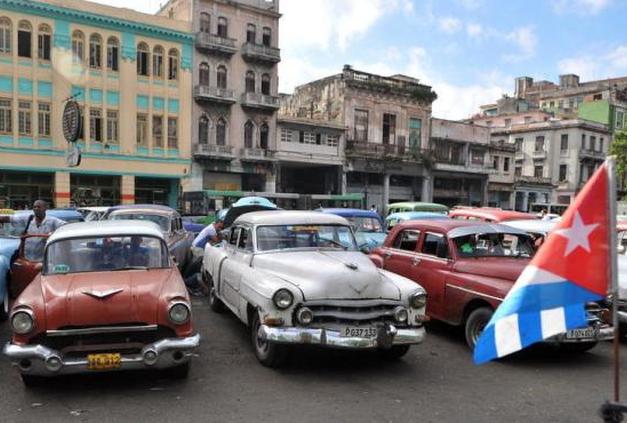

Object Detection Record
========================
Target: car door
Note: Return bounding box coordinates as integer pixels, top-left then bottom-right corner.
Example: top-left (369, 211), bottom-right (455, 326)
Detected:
top-left (9, 234), bottom-right (47, 298)
top-left (413, 231), bottom-right (451, 320)
top-left (220, 227), bottom-right (242, 311)
top-left (381, 229), bottom-right (421, 282)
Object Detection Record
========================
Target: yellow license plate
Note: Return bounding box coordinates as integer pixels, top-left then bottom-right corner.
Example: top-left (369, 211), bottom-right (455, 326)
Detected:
top-left (87, 353), bottom-right (121, 370)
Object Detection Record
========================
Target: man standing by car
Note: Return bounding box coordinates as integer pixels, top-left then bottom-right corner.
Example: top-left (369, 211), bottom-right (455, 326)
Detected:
top-left (192, 216), bottom-right (225, 249)
top-left (183, 216), bottom-right (225, 296)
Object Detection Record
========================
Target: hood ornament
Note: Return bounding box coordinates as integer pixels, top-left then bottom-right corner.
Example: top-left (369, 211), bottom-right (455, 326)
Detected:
top-left (345, 262), bottom-right (358, 270)
top-left (82, 288), bottom-right (124, 300)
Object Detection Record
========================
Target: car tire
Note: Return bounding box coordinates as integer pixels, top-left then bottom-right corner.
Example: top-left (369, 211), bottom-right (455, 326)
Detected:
top-left (206, 274), bottom-right (226, 313)
top-left (165, 362), bottom-right (190, 379)
top-left (21, 374), bottom-right (46, 387)
top-left (465, 307), bottom-right (493, 350)
top-left (560, 342), bottom-right (598, 354)
top-left (377, 345), bottom-right (410, 360)
top-left (250, 313), bottom-right (288, 368)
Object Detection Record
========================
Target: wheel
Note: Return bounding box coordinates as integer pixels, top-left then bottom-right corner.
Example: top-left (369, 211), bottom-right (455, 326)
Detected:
top-left (250, 312), bottom-right (288, 368)
top-left (465, 307), bottom-right (493, 349)
top-left (164, 362), bottom-right (190, 379)
top-left (560, 342), bottom-right (598, 354)
top-left (21, 374), bottom-right (47, 387)
top-left (206, 273), bottom-right (226, 313)
top-left (378, 345), bottom-right (410, 360)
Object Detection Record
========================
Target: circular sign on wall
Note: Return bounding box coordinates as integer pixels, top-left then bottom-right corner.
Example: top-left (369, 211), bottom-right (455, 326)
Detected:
top-left (62, 100), bottom-right (82, 143)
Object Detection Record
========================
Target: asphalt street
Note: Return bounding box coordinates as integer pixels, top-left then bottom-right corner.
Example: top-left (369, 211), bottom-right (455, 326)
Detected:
top-left (0, 298), bottom-right (625, 423)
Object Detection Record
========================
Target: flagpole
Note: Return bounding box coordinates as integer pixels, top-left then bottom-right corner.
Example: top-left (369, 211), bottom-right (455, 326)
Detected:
top-left (608, 156), bottom-right (620, 402)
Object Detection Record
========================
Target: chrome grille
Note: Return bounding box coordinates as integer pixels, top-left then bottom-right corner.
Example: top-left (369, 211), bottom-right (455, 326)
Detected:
top-left (301, 299), bottom-right (402, 326)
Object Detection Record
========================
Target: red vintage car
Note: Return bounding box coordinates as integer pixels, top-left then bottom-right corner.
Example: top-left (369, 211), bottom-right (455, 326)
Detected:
top-left (370, 219), bottom-right (612, 351)
top-left (449, 207), bottom-right (537, 222)
top-left (3, 221), bottom-right (200, 386)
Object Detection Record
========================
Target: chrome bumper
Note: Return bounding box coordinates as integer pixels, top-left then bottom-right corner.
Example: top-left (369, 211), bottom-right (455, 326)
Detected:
top-left (618, 310), bottom-right (627, 325)
top-left (260, 324), bottom-right (425, 349)
top-left (3, 334), bottom-right (200, 377)
top-left (548, 326), bottom-right (614, 343)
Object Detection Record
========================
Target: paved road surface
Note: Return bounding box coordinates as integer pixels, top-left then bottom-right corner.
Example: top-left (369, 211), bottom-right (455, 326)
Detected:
top-left (0, 298), bottom-right (623, 422)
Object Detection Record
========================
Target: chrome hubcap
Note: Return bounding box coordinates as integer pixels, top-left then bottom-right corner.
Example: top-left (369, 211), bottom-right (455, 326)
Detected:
top-left (256, 324), bottom-right (268, 354)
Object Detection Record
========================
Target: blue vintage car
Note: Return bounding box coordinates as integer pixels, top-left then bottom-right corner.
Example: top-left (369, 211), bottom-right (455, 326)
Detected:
top-left (385, 211), bottom-right (450, 230)
top-left (317, 208), bottom-right (386, 252)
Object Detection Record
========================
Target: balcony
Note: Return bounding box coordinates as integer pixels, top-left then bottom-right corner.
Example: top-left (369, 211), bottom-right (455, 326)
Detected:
top-left (531, 150), bottom-right (547, 159)
top-left (239, 147), bottom-right (276, 161)
top-left (240, 92), bottom-right (280, 110)
top-left (195, 32), bottom-right (238, 55)
top-left (193, 143), bottom-right (235, 160)
top-left (579, 149), bottom-right (605, 160)
top-left (194, 85), bottom-right (236, 105)
top-left (515, 151), bottom-right (524, 161)
top-left (345, 140), bottom-right (422, 162)
top-left (516, 175), bottom-right (553, 186)
top-left (241, 42), bottom-right (281, 63)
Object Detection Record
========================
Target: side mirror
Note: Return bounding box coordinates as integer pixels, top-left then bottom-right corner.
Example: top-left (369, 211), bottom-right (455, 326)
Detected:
top-left (359, 242), bottom-right (371, 254)
top-left (619, 245), bottom-right (626, 255)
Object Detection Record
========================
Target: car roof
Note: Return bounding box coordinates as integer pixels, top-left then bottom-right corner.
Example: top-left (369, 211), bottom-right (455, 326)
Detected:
top-left (393, 218), bottom-right (480, 233)
top-left (48, 220), bottom-right (165, 243)
top-left (319, 208), bottom-right (382, 219)
top-left (501, 219), bottom-right (556, 234)
top-left (386, 211), bottom-right (450, 221)
top-left (449, 208), bottom-right (536, 222)
top-left (16, 209), bottom-right (84, 220)
top-left (235, 210), bottom-right (349, 226)
top-left (77, 206), bottom-right (110, 212)
top-left (107, 204), bottom-right (176, 216)
top-left (447, 223), bottom-right (530, 239)
top-left (387, 202), bottom-right (449, 211)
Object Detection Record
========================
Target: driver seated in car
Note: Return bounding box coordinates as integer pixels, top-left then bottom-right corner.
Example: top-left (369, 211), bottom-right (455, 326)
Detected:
top-left (126, 236), bottom-right (149, 267)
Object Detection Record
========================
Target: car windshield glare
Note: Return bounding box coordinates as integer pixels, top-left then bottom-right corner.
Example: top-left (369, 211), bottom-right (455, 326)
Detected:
top-left (44, 235), bottom-right (170, 275)
top-left (110, 213), bottom-right (169, 232)
top-left (452, 232), bottom-right (535, 258)
top-left (347, 217), bottom-right (384, 233)
top-left (256, 224), bottom-right (358, 252)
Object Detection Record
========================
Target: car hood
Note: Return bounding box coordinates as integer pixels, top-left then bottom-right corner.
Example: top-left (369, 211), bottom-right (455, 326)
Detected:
top-left (40, 268), bottom-right (175, 329)
top-left (0, 237), bottom-right (19, 258)
top-left (253, 250), bottom-right (401, 301)
top-left (453, 258), bottom-right (529, 283)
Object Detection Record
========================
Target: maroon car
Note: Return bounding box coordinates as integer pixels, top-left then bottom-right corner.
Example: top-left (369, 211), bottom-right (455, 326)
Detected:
top-left (370, 219), bottom-right (612, 351)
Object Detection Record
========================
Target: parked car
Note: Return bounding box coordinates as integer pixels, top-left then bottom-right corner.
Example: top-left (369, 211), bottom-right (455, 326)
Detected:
top-left (385, 211), bottom-right (450, 230)
top-left (104, 205), bottom-right (193, 269)
top-left (14, 208), bottom-right (85, 224)
top-left (501, 219), bottom-right (557, 249)
top-left (3, 221), bottom-right (200, 385)
top-left (77, 206), bottom-right (111, 222)
top-left (317, 208), bottom-right (386, 252)
top-left (202, 211), bottom-right (428, 367)
top-left (182, 216), bottom-right (208, 236)
top-left (370, 219), bottom-right (612, 352)
top-left (448, 207), bottom-right (537, 223)
top-left (0, 215), bottom-right (20, 321)
top-left (386, 202), bottom-right (449, 216)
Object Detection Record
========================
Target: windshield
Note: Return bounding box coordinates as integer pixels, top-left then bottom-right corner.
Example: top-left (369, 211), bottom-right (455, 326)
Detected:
top-left (109, 213), bottom-right (169, 232)
top-left (45, 235), bottom-right (170, 275)
top-left (346, 217), bottom-right (384, 233)
top-left (256, 224), bottom-right (358, 252)
top-left (453, 232), bottom-right (535, 258)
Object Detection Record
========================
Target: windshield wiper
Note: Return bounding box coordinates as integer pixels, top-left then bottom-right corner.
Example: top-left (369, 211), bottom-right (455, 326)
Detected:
top-left (110, 266), bottom-right (149, 271)
top-left (321, 239), bottom-right (348, 250)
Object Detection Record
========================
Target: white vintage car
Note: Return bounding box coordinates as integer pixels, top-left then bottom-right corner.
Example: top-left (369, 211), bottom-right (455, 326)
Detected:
top-left (202, 211), bottom-right (428, 367)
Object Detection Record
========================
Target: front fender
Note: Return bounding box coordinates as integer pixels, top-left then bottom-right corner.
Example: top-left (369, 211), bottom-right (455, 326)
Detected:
top-left (202, 243), bottom-right (229, 280)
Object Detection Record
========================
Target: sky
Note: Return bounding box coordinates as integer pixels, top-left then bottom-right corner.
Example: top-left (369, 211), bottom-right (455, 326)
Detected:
top-left (91, 0), bottom-right (627, 120)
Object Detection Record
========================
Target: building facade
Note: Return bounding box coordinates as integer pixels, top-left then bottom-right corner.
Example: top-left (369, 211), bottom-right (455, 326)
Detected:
top-left (161, 0), bottom-right (281, 194)
top-left (280, 65), bottom-right (437, 212)
top-left (0, 0), bottom-right (193, 209)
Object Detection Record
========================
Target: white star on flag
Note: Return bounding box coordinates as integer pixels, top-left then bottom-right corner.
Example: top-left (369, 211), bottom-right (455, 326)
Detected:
top-left (553, 211), bottom-right (599, 256)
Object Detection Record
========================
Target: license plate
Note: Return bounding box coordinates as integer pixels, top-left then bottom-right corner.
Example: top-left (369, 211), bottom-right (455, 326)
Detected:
top-left (565, 327), bottom-right (597, 340)
top-left (339, 326), bottom-right (378, 338)
top-left (87, 353), bottom-right (121, 370)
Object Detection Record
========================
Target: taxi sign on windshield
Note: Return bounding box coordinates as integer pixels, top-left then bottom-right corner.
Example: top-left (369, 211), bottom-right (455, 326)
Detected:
top-left (290, 225), bottom-right (320, 233)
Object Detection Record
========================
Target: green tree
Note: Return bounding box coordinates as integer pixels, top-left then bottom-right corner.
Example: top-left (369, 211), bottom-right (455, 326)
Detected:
top-left (610, 130), bottom-right (627, 197)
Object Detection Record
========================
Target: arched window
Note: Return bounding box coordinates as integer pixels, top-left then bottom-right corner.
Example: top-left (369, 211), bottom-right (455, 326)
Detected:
top-left (262, 27), bottom-right (271, 47)
top-left (137, 42), bottom-right (149, 76)
top-left (0, 18), bottom-right (11, 54)
top-left (199, 114), bottom-right (209, 145)
top-left (18, 20), bottom-right (32, 58)
top-left (245, 71), bottom-right (255, 93)
top-left (107, 37), bottom-right (119, 71)
top-left (37, 24), bottom-right (51, 60)
top-left (168, 48), bottom-right (179, 80)
top-left (200, 13), bottom-right (210, 33)
top-left (199, 62), bottom-right (210, 86)
top-left (153, 45), bottom-right (164, 78)
top-left (89, 34), bottom-right (102, 69)
top-left (259, 123), bottom-right (269, 149)
top-left (261, 73), bottom-right (271, 95)
top-left (217, 65), bottom-right (227, 89)
top-left (246, 24), bottom-right (256, 43)
top-left (216, 118), bottom-right (226, 146)
top-left (72, 30), bottom-right (84, 63)
top-left (217, 17), bottom-right (228, 38)
top-left (244, 120), bottom-right (255, 148)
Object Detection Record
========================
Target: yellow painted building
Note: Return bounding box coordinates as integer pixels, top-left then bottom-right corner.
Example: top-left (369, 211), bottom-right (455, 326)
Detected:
top-left (0, 0), bottom-right (192, 208)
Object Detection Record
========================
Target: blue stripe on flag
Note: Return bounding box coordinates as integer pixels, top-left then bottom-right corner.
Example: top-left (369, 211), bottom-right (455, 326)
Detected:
top-left (518, 310), bottom-right (542, 347)
top-left (474, 324), bottom-right (497, 364)
top-left (564, 303), bottom-right (588, 330)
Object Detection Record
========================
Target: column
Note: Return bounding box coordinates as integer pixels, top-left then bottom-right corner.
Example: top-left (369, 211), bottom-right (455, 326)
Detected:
top-left (382, 173), bottom-right (390, 212)
top-left (264, 169), bottom-right (277, 193)
top-left (522, 191), bottom-right (529, 212)
top-left (481, 178), bottom-right (489, 206)
top-left (421, 175), bottom-right (432, 202)
top-left (53, 171), bottom-right (71, 208)
top-left (168, 179), bottom-right (179, 209)
top-left (121, 175), bottom-right (135, 205)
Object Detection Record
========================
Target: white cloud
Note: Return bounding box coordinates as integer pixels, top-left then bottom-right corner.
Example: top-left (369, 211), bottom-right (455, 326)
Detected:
top-left (557, 56), bottom-right (600, 80)
top-left (504, 26), bottom-right (537, 61)
top-left (606, 45), bottom-right (627, 70)
top-left (552, 0), bottom-right (611, 15)
top-left (438, 17), bottom-right (463, 34)
top-left (557, 44), bottom-right (627, 81)
top-left (457, 0), bottom-right (484, 9)
top-left (466, 23), bottom-right (484, 38)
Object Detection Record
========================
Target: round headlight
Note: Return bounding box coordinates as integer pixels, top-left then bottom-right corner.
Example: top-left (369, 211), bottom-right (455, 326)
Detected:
top-left (394, 306), bottom-right (409, 323)
top-left (296, 307), bottom-right (314, 325)
top-left (273, 289), bottom-right (294, 310)
top-left (11, 311), bottom-right (35, 335)
top-left (409, 291), bottom-right (427, 309)
top-left (168, 303), bottom-right (191, 325)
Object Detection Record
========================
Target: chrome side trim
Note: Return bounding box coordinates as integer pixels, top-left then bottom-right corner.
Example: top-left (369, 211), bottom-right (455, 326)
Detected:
top-left (445, 284), bottom-right (504, 302)
top-left (46, 325), bottom-right (159, 337)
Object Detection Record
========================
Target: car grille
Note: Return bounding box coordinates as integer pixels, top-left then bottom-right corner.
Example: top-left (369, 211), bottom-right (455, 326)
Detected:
top-left (586, 303), bottom-right (610, 325)
top-left (299, 299), bottom-right (402, 326)
top-left (31, 324), bottom-right (177, 358)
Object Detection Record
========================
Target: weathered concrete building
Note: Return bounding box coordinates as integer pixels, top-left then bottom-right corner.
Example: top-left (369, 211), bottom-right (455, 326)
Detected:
top-left (160, 0), bottom-right (281, 193)
top-left (280, 65), bottom-right (437, 211)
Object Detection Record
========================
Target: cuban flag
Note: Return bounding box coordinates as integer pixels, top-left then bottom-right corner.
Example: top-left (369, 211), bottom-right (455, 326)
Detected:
top-left (474, 163), bottom-right (612, 364)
